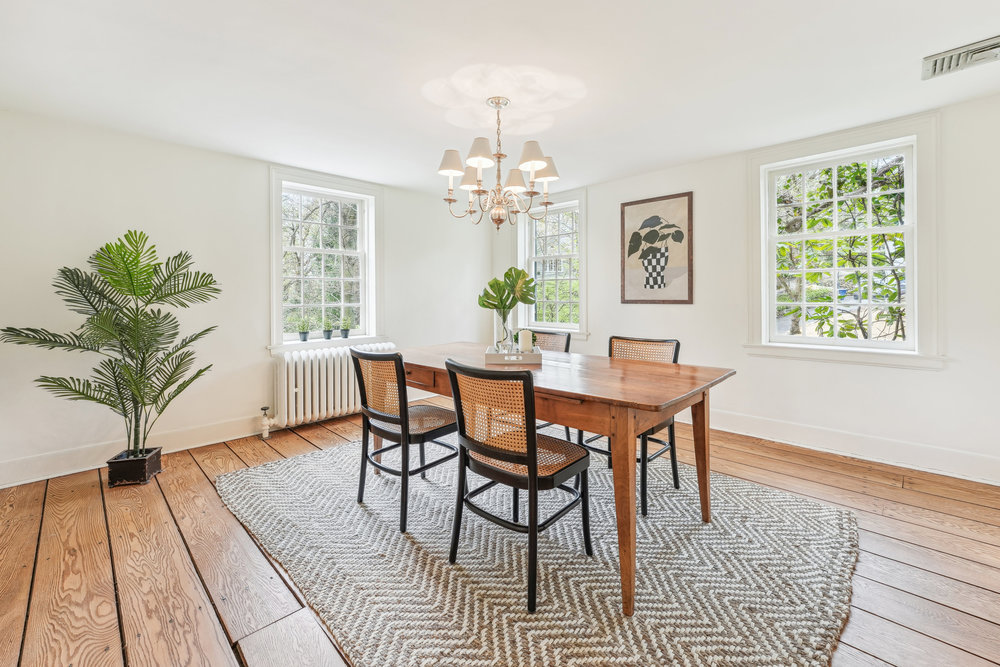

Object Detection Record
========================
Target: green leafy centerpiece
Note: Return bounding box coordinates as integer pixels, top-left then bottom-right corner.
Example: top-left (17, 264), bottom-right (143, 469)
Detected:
top-left (477, 267), bottom-right (535, 352)
top-left (0, 230), bottom-right (220, 486)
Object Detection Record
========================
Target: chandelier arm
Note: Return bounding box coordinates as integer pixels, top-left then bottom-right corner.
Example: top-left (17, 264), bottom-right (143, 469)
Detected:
top-left (446, 200), bottom-right (473, 219)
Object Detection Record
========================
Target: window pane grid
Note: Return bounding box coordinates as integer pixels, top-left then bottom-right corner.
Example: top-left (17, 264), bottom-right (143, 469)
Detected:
top-left (769, 148), bottom-right (910, 347)
top-left (528, 208), bottom-right (580, 328)
top-left (281, 188), bottom-right (366, 338)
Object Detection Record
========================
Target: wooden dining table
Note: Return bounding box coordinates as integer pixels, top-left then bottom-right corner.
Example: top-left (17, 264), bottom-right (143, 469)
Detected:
top-left (396, 342), bottom-right (736, 616)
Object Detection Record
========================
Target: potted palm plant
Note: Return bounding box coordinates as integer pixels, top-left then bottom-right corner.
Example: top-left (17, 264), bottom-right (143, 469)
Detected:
top-left (0, 230), bottom-right (220, 486)
top-left (478, 267), bottom-right (536, 352)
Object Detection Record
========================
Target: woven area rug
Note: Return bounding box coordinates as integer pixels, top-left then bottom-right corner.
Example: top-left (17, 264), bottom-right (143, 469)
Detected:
top-left (216, 438), bottom-right (857, 666)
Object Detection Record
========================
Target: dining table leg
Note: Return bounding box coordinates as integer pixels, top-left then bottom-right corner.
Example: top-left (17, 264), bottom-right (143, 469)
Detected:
top-left (691, 391), bottom-right (711, 522)
top-left (609, 405), bottom-right (638, 616)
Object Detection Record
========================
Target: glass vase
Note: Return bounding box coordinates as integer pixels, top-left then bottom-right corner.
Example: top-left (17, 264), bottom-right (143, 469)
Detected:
top-left (494, 311), bottom-right (513, 353)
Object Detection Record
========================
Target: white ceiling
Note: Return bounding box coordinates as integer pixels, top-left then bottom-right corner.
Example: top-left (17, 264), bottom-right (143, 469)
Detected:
top-left (2, 1), bottom-right (1000, 194)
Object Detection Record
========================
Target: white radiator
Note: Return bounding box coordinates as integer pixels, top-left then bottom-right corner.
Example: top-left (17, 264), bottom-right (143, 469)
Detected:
top-left (276, 342), bottom-right (396, 428)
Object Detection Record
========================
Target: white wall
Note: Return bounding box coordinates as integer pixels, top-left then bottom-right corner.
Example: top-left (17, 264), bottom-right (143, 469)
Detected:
top-left (494, 92), bottom-right (1000, 484)
top-left (0, 110), bottom-right (492, 488)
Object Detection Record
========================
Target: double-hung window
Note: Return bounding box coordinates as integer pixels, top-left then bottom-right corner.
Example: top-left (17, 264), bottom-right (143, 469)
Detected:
top-left (271, 167), bottom-right (378, 344)
top-left (519, 198), bottom-right (586, 333)
top-left (764, 140), bottom-right (913, 350)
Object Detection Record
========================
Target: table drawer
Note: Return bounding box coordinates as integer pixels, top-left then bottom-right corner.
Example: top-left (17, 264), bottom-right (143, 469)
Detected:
top-left (404, 365), bottom-right (439, 389)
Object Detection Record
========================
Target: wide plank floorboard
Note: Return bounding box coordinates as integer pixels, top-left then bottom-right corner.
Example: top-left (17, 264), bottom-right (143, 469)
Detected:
top-left (20, 471), bottom-right (121, 666)
top-left (101, 468), bottom-right (237, 667)
top-left (0, 480), bottom-right (45, 666)
top-left (156, 451), bottom-right (301, 643)
top-left (5, 416), bottom-right (1000, 666)
top-left (236, 608), bottom-right (348, 667)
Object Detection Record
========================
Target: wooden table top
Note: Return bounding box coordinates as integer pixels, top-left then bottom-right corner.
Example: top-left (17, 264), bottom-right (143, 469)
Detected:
top-left (398, 342), bottom-right (736, 413)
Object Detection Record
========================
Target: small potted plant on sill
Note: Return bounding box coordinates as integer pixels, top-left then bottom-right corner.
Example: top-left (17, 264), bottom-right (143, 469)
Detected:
top-left (321, 317), bottom-right (335, 340)
top-left (338, 314), bottom-right (354, 339)
top-left (0, 230), bottom-right (220, 487)
top-left (295, 317), bottom-right (311, 342)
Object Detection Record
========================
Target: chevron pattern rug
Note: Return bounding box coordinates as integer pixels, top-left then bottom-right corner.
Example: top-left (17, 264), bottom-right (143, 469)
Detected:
top-left (216, 438), bottom-right (857, 666)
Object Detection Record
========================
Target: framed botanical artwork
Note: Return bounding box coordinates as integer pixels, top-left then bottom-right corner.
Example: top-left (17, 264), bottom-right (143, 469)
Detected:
top-left (621, 191), bottom-right (693, 304)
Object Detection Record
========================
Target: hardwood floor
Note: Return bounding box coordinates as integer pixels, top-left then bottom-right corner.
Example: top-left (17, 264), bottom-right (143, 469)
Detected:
top-left (2, 402), bottom-right (998, 666)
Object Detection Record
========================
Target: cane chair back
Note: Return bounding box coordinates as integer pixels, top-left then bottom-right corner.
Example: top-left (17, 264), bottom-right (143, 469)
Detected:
top-left (451, 366), bottom-right (534, 469)
top-left (531, 330), bottom-right (571, 353)
top-left (609, 336), bottom-right (680, 364)
top-left (351, 349), bottom-right (406, 425)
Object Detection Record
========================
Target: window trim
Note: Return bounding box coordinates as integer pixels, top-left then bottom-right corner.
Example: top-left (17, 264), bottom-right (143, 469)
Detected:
top-left (268, 165), bottom-right (383, 350)
top-left (746, 112), bottom-right (944, 369)
top-left (516, 188), bottom-right (589, 339)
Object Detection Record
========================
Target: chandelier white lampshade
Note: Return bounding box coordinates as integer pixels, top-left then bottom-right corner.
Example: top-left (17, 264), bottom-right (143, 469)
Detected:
top-left (503, 169), bottom-right (527, 193)
top-left (437, 150), bottom-right (465, 176)
top-left (438, 96), bottom-right (559, 230)
top-left (458, 166), bottom-right (479, 190)
top-left (534, 157), bottom-right (559, 182)
top-left (466, 137), bottom-right (495, 168)
top-left (518, 140), bottom-right (547, 172)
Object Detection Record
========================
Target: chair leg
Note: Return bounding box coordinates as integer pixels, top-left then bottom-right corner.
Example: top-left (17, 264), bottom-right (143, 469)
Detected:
top-left (564, 425), bottom-right (571, 441)
top-left (419, 441), bottom-right (427, 480)
top-left (357, 423), bottom-right (369, 504)
top-left (449, 450), bottom-right (467, 564)
top-left (581, 469), bottom-right (593, 557)
top-left (528, 485), bottom-right (538, 613)
top-left (573, 472), bottom-right (581, 491)
top-left (400, 441), bottom-right (410, 533)
top-left (512, 488), bottom-right (519, 523)
top-left (668, 422), bottom-right (680, 489)
top-left (640, 435), bottom-right (649, 517)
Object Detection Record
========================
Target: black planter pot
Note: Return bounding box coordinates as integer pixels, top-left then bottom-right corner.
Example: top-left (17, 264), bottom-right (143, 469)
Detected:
top-left (298, 331), bottom-right (309, 341)
top-left (106, 447), bottom-right (162, 487)
top-left (323, 329), bottom-right (333, 339)
top-left (340, 329), bottom-right (349, 338)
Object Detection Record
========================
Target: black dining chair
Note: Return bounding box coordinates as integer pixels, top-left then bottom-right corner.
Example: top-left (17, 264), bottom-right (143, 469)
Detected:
top-left (529, 330), bottom-right (574, 441)
top-left (445, 358), bottom-right (592, 613)
top-left (351, 348), bottom-right (459, 533)
top-left (578, 336), bottom-right (681, 516)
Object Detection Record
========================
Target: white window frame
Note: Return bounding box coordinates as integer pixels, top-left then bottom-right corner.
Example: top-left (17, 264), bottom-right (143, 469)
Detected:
top-left (746, 113), bottom-right (944, 369)
top-left (517, 189), bottom-right (588, 338)
top-left (269, 165), bottom-right (383, 350)
top-left (765, 141), bottom-right (914, 350)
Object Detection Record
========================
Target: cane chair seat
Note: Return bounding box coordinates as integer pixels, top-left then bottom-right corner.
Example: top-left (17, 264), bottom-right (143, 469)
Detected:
top-left (369, 404), bottom-right (456, 436)
top-left (469, 433), bottom-right (587, 479)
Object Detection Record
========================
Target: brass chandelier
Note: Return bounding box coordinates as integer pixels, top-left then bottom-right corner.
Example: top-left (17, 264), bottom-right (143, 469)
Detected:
top-left (438, 96), bottom-right (559, 230)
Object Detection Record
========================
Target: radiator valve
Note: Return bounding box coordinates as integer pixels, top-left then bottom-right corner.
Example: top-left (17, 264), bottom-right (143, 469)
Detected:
top-left (260, 407), bottom-right (279, 440)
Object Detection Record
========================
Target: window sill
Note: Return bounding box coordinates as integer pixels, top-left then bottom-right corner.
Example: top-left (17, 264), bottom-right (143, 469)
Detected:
top-left (743, 343), bottom-right (945, 370)
top-left (268, 335), bottom-right (388, 356)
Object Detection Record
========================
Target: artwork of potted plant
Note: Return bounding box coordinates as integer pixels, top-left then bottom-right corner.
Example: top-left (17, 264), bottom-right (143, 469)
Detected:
top-left (626, 215), bottom-right (685, 289)
top-left (295, 317), bottom-right (311, 342)
top-left (322, 317), bottom-right (335, 340)
top-left (339, 313), bottom-right (354, 338)
top-left (477, 267), bottom-right (536, 352)
top-left (621, 192), bottom-right (694, 304)
top-left (0, 230), bottom-right (220, 487)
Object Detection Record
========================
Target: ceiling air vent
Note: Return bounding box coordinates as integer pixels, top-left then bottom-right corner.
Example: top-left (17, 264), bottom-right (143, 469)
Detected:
top-left (922, 35), bottom-right (1000, 80)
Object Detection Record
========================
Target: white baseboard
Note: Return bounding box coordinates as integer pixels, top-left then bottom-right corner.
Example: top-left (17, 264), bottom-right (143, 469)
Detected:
top-left (677, 408), bottom-right (1000, 486)
top-left (0, 416), bottom-right (259, 490)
